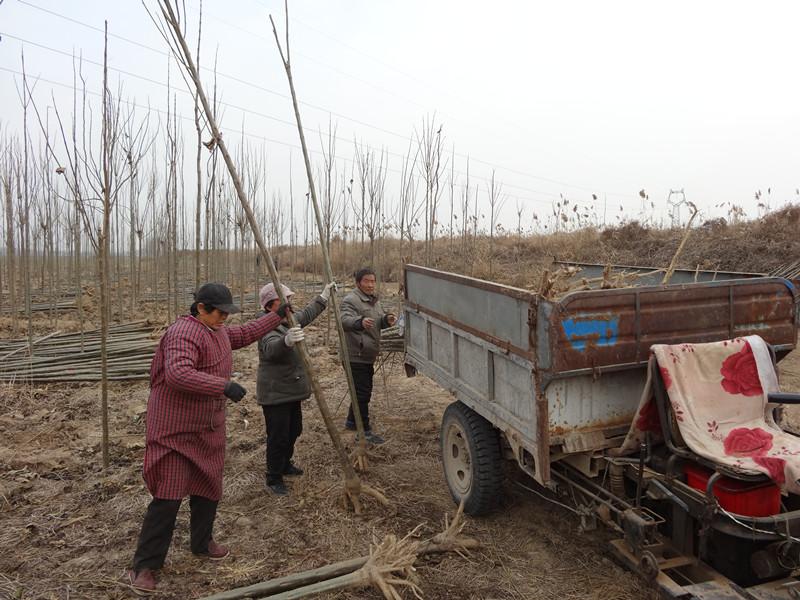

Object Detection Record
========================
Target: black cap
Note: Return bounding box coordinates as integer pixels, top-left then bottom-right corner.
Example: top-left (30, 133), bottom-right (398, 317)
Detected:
top-left (194, 283), bottom-right (241, 314)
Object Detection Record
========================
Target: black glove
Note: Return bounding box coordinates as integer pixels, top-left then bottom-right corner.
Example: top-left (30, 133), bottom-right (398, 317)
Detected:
top-left (223, 381), bottom-right (247, 402)
top-left (277, 302), bottom-right (292, 318)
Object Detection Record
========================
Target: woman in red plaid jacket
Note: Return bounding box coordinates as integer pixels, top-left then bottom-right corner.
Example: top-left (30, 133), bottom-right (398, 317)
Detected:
top-left (129, 283), bottom-right (284, 595)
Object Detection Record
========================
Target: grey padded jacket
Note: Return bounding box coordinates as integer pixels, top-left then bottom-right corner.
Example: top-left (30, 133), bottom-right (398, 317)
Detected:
top-left (340, 288), bottom-right (392, 364)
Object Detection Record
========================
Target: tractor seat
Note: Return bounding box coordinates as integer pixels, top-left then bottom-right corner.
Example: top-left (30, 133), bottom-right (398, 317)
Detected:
top-left (650, 335), bottom-right (800, 494)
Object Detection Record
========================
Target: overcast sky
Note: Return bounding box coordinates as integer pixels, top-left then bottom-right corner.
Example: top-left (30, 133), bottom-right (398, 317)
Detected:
top-left (2, 0), bottom-right (799, 230)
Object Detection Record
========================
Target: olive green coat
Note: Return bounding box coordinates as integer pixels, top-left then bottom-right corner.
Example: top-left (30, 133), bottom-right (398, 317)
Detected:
top-left (256, 296), bottom-right (326, 406)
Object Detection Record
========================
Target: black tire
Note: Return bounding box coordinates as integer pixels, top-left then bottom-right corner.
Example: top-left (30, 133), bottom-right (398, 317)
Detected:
top-left (440, 401), bottom-right (503, 515)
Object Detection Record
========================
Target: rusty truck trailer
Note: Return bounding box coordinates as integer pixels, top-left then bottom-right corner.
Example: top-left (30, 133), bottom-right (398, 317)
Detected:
top-left (403, 264), bottom-right (800, 599)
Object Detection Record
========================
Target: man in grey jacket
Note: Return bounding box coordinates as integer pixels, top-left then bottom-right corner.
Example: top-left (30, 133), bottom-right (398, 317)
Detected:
top-left (340, 268), bottom-right (396, 444)
top-left (256, 281), bottom-right (335, 495)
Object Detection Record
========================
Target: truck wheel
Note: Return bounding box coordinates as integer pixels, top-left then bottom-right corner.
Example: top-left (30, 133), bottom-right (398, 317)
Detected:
top-left (440, 401), bottom-right (503, 515)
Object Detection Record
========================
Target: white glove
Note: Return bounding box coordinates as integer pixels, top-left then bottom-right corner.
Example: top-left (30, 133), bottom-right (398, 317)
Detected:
top-left (284, 326), bottom-right (305, 347)
top-left (320, 281), bottom-right (337, 302)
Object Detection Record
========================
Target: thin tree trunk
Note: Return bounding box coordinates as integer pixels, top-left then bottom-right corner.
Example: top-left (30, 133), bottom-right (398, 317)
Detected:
top-left (129, 163), bottom-right (137, 313)
top-left (268, 7), bottom-right (372, 463)
top-left (99, 22), bottom-right (112, 469)
top-left (171, 94), bottom-right (179, 319)
top-left (75, 193), bottom-right (84, 348)
top-left (20, 53), bottom-right (34, 348)
top-left (114, 169), bottom-right (121, 320)
top-left (193, 0), bottom-right (203, 289)
top-left (3, 167), bottom-right (16, 334)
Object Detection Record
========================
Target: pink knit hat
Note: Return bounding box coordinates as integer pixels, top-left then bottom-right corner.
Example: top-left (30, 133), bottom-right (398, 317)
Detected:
top-left (259, 283), bottom-right (294, 308)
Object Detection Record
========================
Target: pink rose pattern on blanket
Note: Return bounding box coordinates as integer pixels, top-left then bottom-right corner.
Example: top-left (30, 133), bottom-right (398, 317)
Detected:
top-left (723, 426), bottom-right (772, 457)
top-left (720, 342), bottom-right (763, 397)
top-left (652, 336), bottom-right (799, 493)
top-left (617, 335), bottom-right (800, 493)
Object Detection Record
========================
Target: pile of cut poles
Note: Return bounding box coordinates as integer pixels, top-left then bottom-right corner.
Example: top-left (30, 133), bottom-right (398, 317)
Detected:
top-left (0, 292), bottom-right (79, 314)
top-left (0, 321), bottom-right (159, 383)
top-left (379, 324), bottom-right (404, 355)
top-left (139, 287), bottom-right (195, 303)
top-left (771, 259), bottom-right (800, 280)
top-left (537, 265), bottom-right (666, 300)
top-left (9, 299), bottom-right (79, 313)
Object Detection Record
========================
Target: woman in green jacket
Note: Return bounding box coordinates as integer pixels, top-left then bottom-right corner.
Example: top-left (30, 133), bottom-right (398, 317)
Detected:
top-left (256, 281), bottom-right (335, 495)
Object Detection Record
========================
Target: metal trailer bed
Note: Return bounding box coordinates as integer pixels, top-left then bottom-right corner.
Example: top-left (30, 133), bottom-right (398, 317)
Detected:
top-left (402, 264), bottom-right (800, 599)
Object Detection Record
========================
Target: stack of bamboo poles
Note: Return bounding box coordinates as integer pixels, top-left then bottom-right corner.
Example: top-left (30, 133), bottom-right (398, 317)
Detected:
top-left (379, 324), bottom-right (405, 354)
top-left (771, 259), bottom-right (800, 280)
top-left (0, 292), bottom-right (79, 314)
top-left (16, 299), bottom-right (78, 313)
top-left (0, 321), bottom-right (159, 382)
top-left (140, 287), bottom-right (195, 303)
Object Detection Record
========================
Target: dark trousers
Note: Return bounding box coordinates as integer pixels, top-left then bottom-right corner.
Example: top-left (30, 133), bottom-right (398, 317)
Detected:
top-left (262, 401), bottom-right (303, 484)
top-left (346, 362), bottom-right (375, 431)
top-left (132, 495), bottom-right (218, 571)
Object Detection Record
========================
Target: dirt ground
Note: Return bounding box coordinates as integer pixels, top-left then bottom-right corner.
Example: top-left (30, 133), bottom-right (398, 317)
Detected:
top-left (2, 285), bottom-right (799, 600)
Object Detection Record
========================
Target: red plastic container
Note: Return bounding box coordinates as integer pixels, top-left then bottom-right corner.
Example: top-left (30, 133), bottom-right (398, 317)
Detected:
top-left (683, 463), bottom-right (781, 517)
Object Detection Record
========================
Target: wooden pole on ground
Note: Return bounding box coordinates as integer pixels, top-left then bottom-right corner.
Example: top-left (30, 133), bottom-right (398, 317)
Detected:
top-left (148, 0), bottom-right (386, 513)
top-left (269, 2), bottom-right (370, 471)
top-left (200, 503), bottom-right (476, 600)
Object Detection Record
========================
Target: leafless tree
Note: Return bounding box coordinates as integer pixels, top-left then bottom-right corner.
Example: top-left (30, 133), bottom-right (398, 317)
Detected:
top-left (353, 138), bottom-right (368, 257)
top-left (487, 170), bottom-right (505, 278)
top-left (25, 27), bottom-right (150, 467)
top-left (416, 115), bottom-right (447, 266)
top-left (396, 136), bottom-right (420, 268)
top-left (1, 138), bottom-right (18, 334)
top-left (364, 147), bottom-right (386, 268)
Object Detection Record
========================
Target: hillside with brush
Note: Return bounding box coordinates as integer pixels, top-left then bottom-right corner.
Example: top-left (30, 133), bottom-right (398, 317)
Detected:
top-left (273, 205), bottom-right (800, 289)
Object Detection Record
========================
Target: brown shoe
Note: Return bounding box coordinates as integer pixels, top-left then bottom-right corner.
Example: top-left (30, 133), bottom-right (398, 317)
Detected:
top-left (128, 568), bottom-right (156, 595)
top-left (195, 539), bottom-right (230, 561)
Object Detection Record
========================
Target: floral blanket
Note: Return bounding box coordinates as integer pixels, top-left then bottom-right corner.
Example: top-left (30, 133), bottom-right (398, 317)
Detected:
top-left (617, 335), bottom-right (800, 494)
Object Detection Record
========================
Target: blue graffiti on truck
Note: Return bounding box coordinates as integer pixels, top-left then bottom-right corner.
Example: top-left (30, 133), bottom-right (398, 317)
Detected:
top-left (561, 316), bottom-right (619, 351)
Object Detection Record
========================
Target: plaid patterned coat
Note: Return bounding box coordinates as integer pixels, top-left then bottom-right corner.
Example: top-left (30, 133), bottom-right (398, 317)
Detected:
top-left (143, 312), bottom-right (281, 500)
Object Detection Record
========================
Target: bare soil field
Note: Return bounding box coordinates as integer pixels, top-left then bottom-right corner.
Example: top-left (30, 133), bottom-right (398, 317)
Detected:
top-left (0, 284), bottom-right (668, 600)
top-left (2, 252), bottom-right (799, 599)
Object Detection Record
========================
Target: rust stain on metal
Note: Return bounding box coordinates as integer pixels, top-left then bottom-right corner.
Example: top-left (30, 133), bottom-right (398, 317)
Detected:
top-left (550, 278), bottom-right (797, 375)
top-left (532, 345), bottom-right (551, 485)
top-left (550, 415), bottom-right (634, 437)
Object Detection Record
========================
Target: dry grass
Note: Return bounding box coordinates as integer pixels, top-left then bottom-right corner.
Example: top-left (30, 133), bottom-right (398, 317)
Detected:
top-left (270, 204), bottom-right (800, 291)
top-left (0, 285), bottom-right (656, 600)
top-left (4, 209), bottom-right (800, 599)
